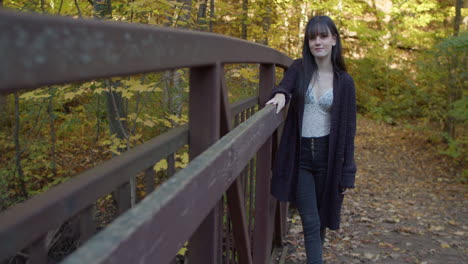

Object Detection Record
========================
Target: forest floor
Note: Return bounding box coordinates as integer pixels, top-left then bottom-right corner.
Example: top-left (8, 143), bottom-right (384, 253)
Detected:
top-left (273, 117), bottom-right (467, 264)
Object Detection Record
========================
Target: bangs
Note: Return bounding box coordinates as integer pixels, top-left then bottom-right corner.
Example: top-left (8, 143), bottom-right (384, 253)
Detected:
top-left (306, 22), bottom-right (330, 39)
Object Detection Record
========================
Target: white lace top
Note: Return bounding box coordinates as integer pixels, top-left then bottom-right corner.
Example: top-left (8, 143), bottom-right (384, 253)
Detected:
top-left (301, 82), bottom-right (333, 137)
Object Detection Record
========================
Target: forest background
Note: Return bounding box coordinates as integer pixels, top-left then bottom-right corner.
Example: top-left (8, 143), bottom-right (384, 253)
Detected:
top-left (0, 0), bottom-right (466, 211)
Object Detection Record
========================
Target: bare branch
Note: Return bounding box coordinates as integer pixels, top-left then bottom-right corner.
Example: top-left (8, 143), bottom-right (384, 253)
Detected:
top-left (74, 0), bottom-right (82, 17)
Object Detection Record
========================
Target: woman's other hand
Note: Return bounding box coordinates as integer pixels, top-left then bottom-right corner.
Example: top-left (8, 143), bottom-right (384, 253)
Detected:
top-left (266, 93), bottom-right (286, 114)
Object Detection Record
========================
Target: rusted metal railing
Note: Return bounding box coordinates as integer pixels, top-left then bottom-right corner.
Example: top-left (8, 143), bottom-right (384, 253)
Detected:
top-left (0, 9), bottom-right (292, 264)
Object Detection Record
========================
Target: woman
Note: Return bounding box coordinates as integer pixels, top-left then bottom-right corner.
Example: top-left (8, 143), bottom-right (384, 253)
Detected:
top-left (266, 16), bottom-right (357, 264)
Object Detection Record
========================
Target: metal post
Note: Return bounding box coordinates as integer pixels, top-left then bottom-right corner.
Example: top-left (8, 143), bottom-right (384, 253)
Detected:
top-left (253, 64), bottom-right (275, 264)
top-left (187, 63), bottom-right (222, 264)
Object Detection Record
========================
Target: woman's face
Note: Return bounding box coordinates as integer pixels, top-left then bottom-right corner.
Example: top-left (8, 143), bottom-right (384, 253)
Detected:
top-left (308, 27), bottom-right (337, 60)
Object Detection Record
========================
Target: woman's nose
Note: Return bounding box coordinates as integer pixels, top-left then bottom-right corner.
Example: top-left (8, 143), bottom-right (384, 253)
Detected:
top-left (315, 38), bottom-right (322, 45)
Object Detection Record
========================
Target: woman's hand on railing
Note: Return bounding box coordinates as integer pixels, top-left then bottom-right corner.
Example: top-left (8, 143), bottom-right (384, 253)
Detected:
top-left (266, 93), bottom-right (286, 114)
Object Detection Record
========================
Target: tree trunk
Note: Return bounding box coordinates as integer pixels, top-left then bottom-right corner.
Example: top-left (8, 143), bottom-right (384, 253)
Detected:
top-left (197, 0), bottom-right (208, 30)
top-left (209, 0), bottom-right (214, 32)
top-left (93, 0), bottom-right (133, 212)
top-left (48, 96), bottom-right (57, 177)
top-left (304, 1), bottom-right (311, 29)
top-left (14, 92), bottom-right (28, 199)
top-left (241, 0), bottom-right (248, 39)
top-left (261, 0), bottom-right (272, 45)
top-left (93, 3), bottom-right (128, 147)
top-left (105, 82), bottom-right (128, 146)
top-left (173, 0), bottom-right (191, 115)
top-left (93, 0), bottom-right (112, 19)
top-left (105, 80), bottom-right (132, 212)
top-left (454, 0), bottom-right (463, 36)
top-left (444, 0), bottom-right (464, 139)
top-left (0, 95), bottom-right (7, 127)
top-left (444, 65), bottom-right (456, 139)
top-left (94, 94), bottom-right (102, 143)
top-left (163, 0), bottom-right (192, 122)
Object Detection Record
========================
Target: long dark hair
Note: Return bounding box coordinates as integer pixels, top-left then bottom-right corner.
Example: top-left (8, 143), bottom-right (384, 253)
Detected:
top-left (294, 16), bottom-right (346, 108)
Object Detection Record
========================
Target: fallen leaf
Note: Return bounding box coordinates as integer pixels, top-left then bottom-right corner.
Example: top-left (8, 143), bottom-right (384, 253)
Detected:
top-left (440, 243), bottom-right (450, 248)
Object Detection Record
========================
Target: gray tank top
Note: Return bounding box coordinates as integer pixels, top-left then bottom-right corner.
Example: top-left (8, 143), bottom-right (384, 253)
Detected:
top-left (301, 82), bottom-right (333, 137)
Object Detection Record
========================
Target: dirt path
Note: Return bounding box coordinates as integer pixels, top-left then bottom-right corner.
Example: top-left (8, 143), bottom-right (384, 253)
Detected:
top-left (278, 117), bottom-right (467, 264)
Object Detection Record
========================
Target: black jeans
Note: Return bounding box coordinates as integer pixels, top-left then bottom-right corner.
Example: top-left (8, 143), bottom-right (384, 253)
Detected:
top-left (296, 135), bottom-right (329, 264)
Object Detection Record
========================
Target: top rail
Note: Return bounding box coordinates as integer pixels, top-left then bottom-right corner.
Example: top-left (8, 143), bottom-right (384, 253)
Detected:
top-left (0, 9), bottom-right (292, 93)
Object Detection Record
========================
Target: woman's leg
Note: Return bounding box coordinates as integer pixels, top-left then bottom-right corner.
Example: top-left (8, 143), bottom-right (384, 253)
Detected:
top-left (311, 136), bottom-right (329, 247)
top-left (315, 169), bottom-right (328, 246)
top-left (296, 167), bottom-right (323, 264)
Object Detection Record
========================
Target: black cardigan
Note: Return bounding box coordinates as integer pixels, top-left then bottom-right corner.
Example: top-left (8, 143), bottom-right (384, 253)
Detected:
top-left (270, 58), bottom-right (357, 230)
